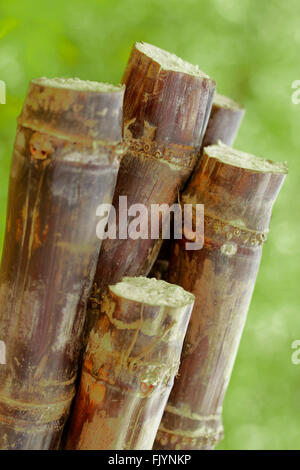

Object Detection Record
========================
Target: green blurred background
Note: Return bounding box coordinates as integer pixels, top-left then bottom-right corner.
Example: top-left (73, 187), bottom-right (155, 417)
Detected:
top-left (0, 0), bottom-right (299, 450)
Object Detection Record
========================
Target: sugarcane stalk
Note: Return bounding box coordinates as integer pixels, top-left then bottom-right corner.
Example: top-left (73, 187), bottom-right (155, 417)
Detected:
top-left (202, 92), bottom-right (245, 148)
top-left (150, 92), bottom-right (245, 281)
top-left (154, 142), bottom-right (287, 450)
top-left (65, 276), bottom-right (194, 450)
top-left (0, 78), bottom-right (125, 450)
top-left (85, 42), bottom-right (215, 336)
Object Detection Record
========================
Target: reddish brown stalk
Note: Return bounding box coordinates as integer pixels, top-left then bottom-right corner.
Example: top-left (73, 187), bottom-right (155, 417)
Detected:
top-left (154, 142), bottom-right (287, 450)
top-left (0, 78), bottom-right (125, 450)
top-left (150, 92), bottom-right (245, 281)
top-left (85, 42), bottom-right (215, 336)
top-left (202, 92), bottom-right (245, 148)
top-left (65, 277), bottom-right (194, 450)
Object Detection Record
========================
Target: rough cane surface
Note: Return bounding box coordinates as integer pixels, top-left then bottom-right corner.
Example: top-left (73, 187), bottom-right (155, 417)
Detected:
top-left (0, 78), bottom-right (125, 450)
top-left (66, 276), bottom-right (194, 450)
top-left (154, 142), bottom-right (287, 450)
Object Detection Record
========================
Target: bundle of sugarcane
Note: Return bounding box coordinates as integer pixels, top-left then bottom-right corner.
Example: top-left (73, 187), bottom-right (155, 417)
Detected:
top-left (0, 40), bottom-right (288, 452)
top-left (154, 142), bottom-right (287, 450)
top-left (0, 77), bottom-right (125, 450)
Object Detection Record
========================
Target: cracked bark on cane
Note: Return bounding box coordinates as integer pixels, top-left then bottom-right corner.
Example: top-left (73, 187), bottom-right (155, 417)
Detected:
top-left (150, 92), bottom-right (245, 281)
top-left (154, 142), bottom-right (287, 450)
top-left (0, 78), bottom-right (125, 450)
top-left (85, 42), bottom-right (215, 337)
top-left (65, 277), bottom-right (194, 450)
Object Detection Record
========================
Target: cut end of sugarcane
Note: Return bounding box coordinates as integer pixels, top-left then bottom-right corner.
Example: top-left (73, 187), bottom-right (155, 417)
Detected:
top-left (204, 141), bottom-right (288, 174)
top-left (213, 93), bottom-right (244, 110)
top-left (32, 77), bottom-right (124, 93)
top-left (136, 42), bottom-right (209, 79)
top-left (109, 276), bottom-right (195, 308)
